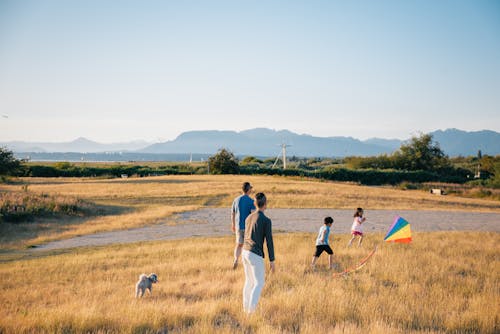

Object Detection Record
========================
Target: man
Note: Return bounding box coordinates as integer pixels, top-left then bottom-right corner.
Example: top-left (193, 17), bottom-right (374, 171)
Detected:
top-left (242, 192), bottom-right (275, 314)
top-left (231, 181), bottom-right (255, 269)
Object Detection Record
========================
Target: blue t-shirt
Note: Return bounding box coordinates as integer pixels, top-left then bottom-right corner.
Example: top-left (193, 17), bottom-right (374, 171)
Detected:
top-left (315, 225), bottom-right (331, 246)
top-left (232, 194), bottom-right (255, 230)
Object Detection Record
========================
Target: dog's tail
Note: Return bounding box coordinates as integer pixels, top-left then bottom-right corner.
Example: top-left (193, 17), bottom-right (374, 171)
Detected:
top-left (138, 274), bottom-right (148, 281)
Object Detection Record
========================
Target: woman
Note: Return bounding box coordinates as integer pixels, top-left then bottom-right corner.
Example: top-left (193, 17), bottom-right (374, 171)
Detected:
top-left (241, 192), bottom-right (275, 314)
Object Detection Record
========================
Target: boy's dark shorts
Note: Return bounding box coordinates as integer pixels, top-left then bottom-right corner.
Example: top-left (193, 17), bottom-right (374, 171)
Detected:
top-left (314, 245), bottom-right (333, 257)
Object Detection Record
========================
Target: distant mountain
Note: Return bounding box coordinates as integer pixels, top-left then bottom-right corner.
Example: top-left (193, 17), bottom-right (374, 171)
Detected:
top-left (140, 128), bottom-right (399, 157)
top-left (4, 128), bottom-right (499, 157)
top-left (430, 128), bottom-right (500, 156)
top-left (363, 138), bottom-right (402, 151)
top-left (140, 128), bottom-right (500, 157)
top-left (1, 137), bottom-right (151, 153)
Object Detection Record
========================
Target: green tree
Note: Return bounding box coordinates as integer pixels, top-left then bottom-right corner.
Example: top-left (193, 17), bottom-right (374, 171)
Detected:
top-left (345, 155), bottom-right (394, 169)
top-left (208, 148), bottom-right (240, 174)
top-left (489, 161), bottom-right (500, 188)
top-left (240, 156), bottom-right (262, 165)
top-left (54, 161), bottom-right (73, 169)
top-left (0, 147), bottom-right (23, 176)
top-left (479, 155), bottom-right (496, 174)
top-left (393, 133), bottom-right (450, 171)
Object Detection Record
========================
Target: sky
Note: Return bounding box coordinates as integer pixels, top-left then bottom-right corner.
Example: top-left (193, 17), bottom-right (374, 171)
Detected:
top-left (0, 0), bottom-right (499, 143)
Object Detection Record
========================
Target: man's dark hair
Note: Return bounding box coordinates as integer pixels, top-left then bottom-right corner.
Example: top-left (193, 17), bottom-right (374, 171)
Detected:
top-left (242, 182), bottom-right (252, 193)
top-left (324, 216), bottom-right (334, 225)
top-left (255, 192), bottom-right (266, 208)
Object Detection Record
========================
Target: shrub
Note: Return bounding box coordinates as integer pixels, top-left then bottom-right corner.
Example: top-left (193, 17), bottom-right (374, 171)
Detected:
top-left (54, 161), bottom-right (73, 169)
top-left (0, 147), bottom-right (24, 177)
top-left (0, 191), bottom-right (92, 223)
top-left (240, 166), bottom-right (468, 185)
top-left (208, 149), bottom-right (240, 174)
top-left (25, 164), bottom-right (202, 178)
top-left (240, 156), bottom-right (263, 165)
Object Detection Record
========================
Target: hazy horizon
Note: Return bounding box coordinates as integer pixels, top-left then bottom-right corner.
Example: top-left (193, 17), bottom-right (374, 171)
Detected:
top-left (1, 127), bottom-right (498, 146)
top-left (1, 1), bottom-right (499, 142)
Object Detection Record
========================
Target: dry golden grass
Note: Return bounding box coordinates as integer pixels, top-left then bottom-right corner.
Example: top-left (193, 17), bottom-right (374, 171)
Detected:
top-left (10, 175), bottom-right (499, 211)
top-left (1, 175), bottom-right (498, 250)
top-left (0, 232), bottom-right (498, 333)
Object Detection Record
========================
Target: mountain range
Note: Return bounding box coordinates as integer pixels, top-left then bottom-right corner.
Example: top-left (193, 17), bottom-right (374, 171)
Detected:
top-left (139, 128), bottom-right (499, 157)
top-left (3, 128), bottom-right (499, 157)
top-left (3, 137), bottom-right (151, 153)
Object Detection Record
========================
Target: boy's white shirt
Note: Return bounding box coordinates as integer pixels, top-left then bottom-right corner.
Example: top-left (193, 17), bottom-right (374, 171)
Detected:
top-left (316, 225), bottom-right (331, 245)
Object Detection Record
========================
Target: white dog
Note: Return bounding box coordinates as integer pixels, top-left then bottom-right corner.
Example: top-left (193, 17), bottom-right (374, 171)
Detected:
top-left (135, 273), bottom-right (158, 298)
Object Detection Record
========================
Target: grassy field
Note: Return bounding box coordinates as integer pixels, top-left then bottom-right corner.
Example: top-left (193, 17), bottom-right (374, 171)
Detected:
top-left (1, 175), bottom-right (499, 251)
top-left (0, 175), bottom-right (499, 332)
top-left (0, 232), bottom-right (498, 333)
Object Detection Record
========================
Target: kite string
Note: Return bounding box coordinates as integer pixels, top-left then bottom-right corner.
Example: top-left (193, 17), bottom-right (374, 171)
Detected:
top-left (364, 221), bottom-right (387, 228)
top-left (332, 246), bottom-right (378, 278)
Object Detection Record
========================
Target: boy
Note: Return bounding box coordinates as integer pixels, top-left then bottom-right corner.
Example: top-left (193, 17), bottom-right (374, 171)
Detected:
top-left (311, 216), bottom-right (334, 270)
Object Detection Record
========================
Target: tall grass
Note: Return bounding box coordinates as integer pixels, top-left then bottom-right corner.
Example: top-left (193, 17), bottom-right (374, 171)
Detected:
top-left (0, 190), bottom-right (92, 222)
top-left (0, 232), bottom-right (498, 333)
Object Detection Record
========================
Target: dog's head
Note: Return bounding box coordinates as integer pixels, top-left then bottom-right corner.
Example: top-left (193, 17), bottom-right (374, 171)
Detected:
top-left (148, 273), bottom-right (158, 283)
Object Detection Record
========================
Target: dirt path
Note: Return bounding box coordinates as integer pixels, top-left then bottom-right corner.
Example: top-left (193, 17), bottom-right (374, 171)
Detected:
top-left (32, 208), bottom-right (500, 251)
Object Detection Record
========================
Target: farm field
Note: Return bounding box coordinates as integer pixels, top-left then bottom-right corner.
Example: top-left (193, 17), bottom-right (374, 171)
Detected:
top-left (0, 232), bottom-right (499, 333)
top-left (1, 175), bottom-right (499, 333)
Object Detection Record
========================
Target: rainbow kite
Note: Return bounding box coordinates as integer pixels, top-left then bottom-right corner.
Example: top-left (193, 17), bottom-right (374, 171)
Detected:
top-left (384, 216), bottom-right (412, 243)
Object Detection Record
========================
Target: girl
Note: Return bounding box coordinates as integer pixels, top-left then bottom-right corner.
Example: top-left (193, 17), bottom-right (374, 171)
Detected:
top-left (348, 208), bottom-right (366, 247)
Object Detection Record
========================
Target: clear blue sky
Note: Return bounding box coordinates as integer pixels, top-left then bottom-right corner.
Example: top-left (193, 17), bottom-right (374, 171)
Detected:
top-left (1, 0), bottom-right (499, 143)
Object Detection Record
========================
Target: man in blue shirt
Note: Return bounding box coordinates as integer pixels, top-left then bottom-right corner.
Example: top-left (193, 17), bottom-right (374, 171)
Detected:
top-left (231, 181), bottom-right (255, 269)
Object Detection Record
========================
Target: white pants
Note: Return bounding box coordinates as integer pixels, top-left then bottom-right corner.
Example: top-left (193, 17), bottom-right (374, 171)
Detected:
top-left (242, 249), bottom-right (265, 313)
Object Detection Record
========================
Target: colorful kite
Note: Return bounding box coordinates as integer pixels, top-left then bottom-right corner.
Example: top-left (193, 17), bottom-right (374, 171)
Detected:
top-left (384, 216), bottom-right (412, 243)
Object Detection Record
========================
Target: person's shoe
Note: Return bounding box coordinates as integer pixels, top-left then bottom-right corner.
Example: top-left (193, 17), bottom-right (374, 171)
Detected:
top-left (232, 261), bottom-right (238, 269)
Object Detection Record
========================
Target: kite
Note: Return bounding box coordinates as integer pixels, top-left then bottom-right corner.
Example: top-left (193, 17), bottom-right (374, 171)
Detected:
top-left (384, 215), bottom-right (412, 243)
top-left (331, 215), bottom-right (412, 278)
top-left (332, 246), bottom-right (378, 278)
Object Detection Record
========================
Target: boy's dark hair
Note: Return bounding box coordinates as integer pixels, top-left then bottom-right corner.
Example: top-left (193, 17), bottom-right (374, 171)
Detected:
top-left (255, 192), bottom-right (267, 208)
top-left (242, 182), bottom-right (252, 193)
top-left (324, 216), bottom-right (334, 225)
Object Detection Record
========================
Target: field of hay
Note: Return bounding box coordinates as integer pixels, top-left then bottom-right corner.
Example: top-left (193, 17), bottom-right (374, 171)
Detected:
top-left (1, 175), bottom-right (499, 250)
top-left (0, 232), bottom-right (498, 333)
top-left (0, 175), bottom-right (499, 333)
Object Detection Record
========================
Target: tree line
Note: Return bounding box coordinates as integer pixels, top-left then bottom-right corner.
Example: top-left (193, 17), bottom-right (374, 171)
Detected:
top-left (1, 133), bottom-right (499, 187)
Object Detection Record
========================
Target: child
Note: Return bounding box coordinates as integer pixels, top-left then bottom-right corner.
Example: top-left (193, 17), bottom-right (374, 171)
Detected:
top-left (348, 208), bottom-right (366, 247)
top-left (311, 216), bottom-right (334, 270)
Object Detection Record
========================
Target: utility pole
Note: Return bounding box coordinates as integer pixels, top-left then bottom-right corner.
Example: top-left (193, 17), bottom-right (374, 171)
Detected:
top-left (272, 143), bottom-right (291, 169)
